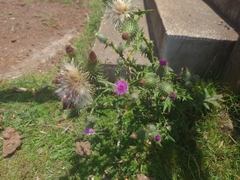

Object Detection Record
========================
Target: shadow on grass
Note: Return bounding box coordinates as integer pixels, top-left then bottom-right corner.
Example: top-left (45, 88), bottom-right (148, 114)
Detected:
top-left (58, 117), bottom-right (210, 179)
top-left (146, 134), bottom-right (209, 180)
top-left (0, 85), bottom-right (59, 104)
top-left (58, 135), bottom-right (129, 179)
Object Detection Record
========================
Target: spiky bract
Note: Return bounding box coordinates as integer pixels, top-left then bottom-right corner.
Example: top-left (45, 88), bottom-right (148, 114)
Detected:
top-left (143, 72), bottom-right (158, 89)
top-left (159, 81), bottom-right (173, 95)
top-left (119, 18), bottom-right (139, 42)
top-left (156, 66), bottom-right (174, 78)
top-left (85, 61), bottom-right (103, 83)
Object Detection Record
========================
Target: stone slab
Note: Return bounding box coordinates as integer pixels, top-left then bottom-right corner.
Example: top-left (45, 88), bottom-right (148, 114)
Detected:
top-left (222, 36), bottom-right (240, 92)
top-left (205, 0), bottom-right (240, 28)
top-left (144, 0), bottom-right (239, 75)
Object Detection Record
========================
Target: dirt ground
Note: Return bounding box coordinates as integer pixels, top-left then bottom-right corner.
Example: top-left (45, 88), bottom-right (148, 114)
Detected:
top-left (0, 0), bottom-right (89, 79)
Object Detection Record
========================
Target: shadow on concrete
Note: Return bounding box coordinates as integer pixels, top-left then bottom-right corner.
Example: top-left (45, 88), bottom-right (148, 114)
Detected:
top-left (202, 0), bottom-right (240, 33)
top-left (143, 0), bottom-right (161, 60)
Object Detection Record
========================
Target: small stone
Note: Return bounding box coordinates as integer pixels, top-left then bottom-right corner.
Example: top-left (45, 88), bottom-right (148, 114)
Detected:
top-left (3, 127), bottom-right (22, 157)
top-left (136, 174), bottom-right (155, 180)
top-left (38, 148), bottom-right (44, 155)
top-left (76, 141), bottom-right (91, 157)
top-left (129, 133), bottom-right (137, 139)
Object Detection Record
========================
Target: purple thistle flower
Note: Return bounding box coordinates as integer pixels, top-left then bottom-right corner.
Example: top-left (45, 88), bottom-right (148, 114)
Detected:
top-left (169, 92), bottom-right (177, 100)
top-left (84, 128), bottom-right (95, 134)
top-left (114, 80), bottom-right (128, 95)
top-left (159, 59), bottom-right (167, 67)
top-left (155, 135), bottom-right (161, 141)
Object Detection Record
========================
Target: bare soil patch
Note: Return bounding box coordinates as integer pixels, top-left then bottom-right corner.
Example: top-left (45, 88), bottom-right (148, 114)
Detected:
top-left (0, 0), bottom-right (89, 79)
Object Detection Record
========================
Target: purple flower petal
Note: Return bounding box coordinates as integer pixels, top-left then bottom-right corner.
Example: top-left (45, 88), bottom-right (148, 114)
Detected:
top-left (169, 92), bottom-right (177, 100)
top-left (159, 59), bottom-right (167, 67)
top-left (84, 128), bottom-right (95, 134)
top-left (155, 135), bottom-right (161, 141)
top-left (114, 80), bottom-right (128, 95)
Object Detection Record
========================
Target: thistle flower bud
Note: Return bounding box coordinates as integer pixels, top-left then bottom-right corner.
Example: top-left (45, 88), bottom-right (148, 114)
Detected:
top-left (117, 43), bottom-right (125, 54)
top-left (130, 92), bottom-right (139, 103)
top-left (159, 81), bottom-right (173, 95)
top-left (147, 124), bottom-right (156, 133)
top-left (88, 51), bottom-right (97, 64)
top-left (117, 58), bottom-right (124, 66)
top-left (159, 59), bottom-right (167, 67)
top-left (155, 135), bottom-right (161, 141)
top-left (168, 92), bottom-right (177, 100)
top-left (65, 45), bottom-right (75, 58)
top-left (122, 32), bottom-right (130, 40)
top-left (119, 19), bottom-right (139, 42)
top-left (180, 67), bottom-right (191, 82)
top-left (139, 78), bottom-right (146, 86)
top-left (84, 128), bottom-right (95, 135)
top-left (143, 73), bottom-right (158, 89)
top-left (96, 33), bottom-right (108, 44)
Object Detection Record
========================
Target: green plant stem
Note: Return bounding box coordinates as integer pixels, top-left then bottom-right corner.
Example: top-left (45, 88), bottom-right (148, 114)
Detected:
top-left (142, 36), bottom-right (155, 63)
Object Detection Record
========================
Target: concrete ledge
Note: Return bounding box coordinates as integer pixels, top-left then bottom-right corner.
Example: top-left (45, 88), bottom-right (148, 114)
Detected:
top-left (222, 36), bottom-right (240, 92)
top-left (93, 0), bottom-right (239, 79)
top-left (144, 0), bottom-right (238, 75)
top-left (205, 0), bottom-right (240, 28)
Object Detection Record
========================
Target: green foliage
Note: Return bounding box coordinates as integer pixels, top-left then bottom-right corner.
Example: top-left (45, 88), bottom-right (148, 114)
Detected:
top-left (1, 0), bottom-right (239, 179)
top-left (71, 3), bottom-right (229, 179)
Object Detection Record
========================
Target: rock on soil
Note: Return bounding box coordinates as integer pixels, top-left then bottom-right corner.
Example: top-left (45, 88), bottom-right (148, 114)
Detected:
top-left (2, 127), bottom-right (22, 157)
top-left (76, 140), bottom-right (91, 157)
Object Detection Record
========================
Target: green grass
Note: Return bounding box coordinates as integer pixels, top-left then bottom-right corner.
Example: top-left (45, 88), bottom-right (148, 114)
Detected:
top-left (1, 0), bottom-right (240, 179)
top-left (0, 0), bottom-right (104, 179)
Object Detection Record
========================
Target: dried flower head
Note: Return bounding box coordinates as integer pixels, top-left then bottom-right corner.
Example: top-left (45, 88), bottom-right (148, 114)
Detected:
top-left (65, 45), bottom-right (75, 57)
top-left (114, 80), bottom-right (128, 95)
top-left (88, 51), bottom-right (97, 63)
top-left (122, 32), bottom-right (130, 40)
top-left (106, 0), bottom-right (133, 28)
top-left (139, 78), bottom-right (146, 86)
top-left (54, 63), bottom-right (92, 110)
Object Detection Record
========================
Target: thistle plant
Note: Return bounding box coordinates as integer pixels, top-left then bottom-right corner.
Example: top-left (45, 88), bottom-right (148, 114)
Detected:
top-left (92, 0), bottom-right (222, 143)
top-left (53, 0), bottom-right (223, 177)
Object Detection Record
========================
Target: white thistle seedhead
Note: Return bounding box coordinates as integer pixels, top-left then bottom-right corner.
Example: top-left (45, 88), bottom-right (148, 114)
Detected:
top-left (54, 63), bottom-right (92, 109)
top-left (106, 0), bottom-right (134, 28)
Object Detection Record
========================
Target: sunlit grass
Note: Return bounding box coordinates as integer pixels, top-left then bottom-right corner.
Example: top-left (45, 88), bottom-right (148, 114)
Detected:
top-left (0, 0), bottom-right (240, 179)
top-left (0, 0), bottom-right (104, 179)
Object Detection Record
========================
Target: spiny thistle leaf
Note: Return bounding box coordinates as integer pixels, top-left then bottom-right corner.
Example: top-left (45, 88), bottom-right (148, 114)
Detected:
top-left (84, 61), bottom-right (103, 83)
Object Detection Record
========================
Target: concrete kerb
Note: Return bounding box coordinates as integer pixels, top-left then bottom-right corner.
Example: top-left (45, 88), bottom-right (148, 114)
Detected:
top-left (144, 0), bottom-right (238, 76)
top-left (93, 0), bottom-right (239, 81)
